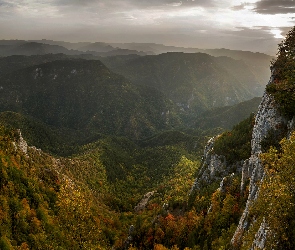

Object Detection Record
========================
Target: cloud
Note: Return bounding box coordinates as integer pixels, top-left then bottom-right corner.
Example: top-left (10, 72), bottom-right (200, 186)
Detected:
top-left (281, 25), bottom-right (295, 35)
top-left (52, 0), bottom-right (215, 10)
top-left (231, 2), bottom-right (257, 11)
top-left (223, 26), bottom-right (275, 38)
top-left (254, 0), bottom-right (295, 14)
top-left (0, 1), bottom-right (13, 7)
top-left (0, 0), bottom-right (19, 10)
top-left (232, 3), bottom-right (247, 11)
top-left (0, 0), bottom-right (294, 55)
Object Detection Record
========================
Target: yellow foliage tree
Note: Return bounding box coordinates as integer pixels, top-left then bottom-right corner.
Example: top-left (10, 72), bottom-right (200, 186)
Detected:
top-left (244, 131), bottom-right (295, 249)
top-left (56, 179), bottom-right (103, 249)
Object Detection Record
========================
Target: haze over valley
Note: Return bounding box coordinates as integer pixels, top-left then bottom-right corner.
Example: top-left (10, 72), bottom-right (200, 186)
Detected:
top-left (1, 0), bottom-right (295, 249)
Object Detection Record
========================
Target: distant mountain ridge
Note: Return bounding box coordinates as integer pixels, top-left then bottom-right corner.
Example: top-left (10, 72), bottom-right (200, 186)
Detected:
top-left (0, 39), bottom-right (277, 250)
top-left (0, 40), bottom-right (272, 101)
top-left (0, 41), bottom-right (147, 57)
top-left (0, 49), bottom-right (267, 142)
top-left (101, 52), bottom-right (264, 115)
top-left (0, 40), bottom-right (272, 80)
top-left (108, 42), bottom-right (273, 84)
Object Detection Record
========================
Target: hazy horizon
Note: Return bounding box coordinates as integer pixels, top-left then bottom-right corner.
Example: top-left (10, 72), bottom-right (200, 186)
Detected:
top-left (1, 0), bottom-right (295, 55)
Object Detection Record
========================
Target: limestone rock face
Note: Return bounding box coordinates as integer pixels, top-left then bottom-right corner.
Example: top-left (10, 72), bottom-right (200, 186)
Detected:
top-left (192, 76), bottom-right (293, 248)
top-left (191, 137), bottom-right (226, 191)
top-left (219, 173), bottom-right (235, 193)
top-left (250, 219), bottom-right (269, 250)
top-left (231, 88), bottom-right (290, 247)
top-left (134, 191), bottom-right (155, 212)
top-left (191, 136), bottom-right (244, 194)
top-left (13, 129), bottom-right (28, 156)
top-left (251, 92), bottom-right (286, 156)
top-left (287, 117), bottom-right (295, 139)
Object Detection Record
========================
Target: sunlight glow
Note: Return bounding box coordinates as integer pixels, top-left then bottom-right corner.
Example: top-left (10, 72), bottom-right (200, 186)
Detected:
top-left (270, 29), bottom-right (284, 39)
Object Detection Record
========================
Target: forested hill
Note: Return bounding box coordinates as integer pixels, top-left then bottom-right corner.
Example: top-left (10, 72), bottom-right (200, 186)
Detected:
top-left (0, 126), bottom-right (113, 249)
top-left (0, 42), bottom-right (273, 249)
top-left (0, 59), bottom-right (181, 140)
top-left (194, 97), bottom-right (261, 130)
top-left (0, 53), bottom-right (263, 143)
top-left (101, 52), bottom-right (264, 115)
top-left (0, 115), bottom-right (208, 249)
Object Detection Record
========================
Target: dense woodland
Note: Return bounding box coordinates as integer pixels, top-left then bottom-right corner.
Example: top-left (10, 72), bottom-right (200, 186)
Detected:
top-left (0, 116), bottom-right (252, 249)
top-left (0, 28), bottom-right (295, 249)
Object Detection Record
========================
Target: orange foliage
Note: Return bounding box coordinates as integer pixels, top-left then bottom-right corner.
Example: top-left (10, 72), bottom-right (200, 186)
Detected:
top-left (154, 244), bottom-right (169, 250)
top-left (20, 242), bottom-right (30, 250)
top-left (165, 213), bottom-right (175, 221)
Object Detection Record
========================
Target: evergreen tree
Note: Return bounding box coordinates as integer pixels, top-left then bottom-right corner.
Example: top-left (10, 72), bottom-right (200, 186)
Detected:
top-left (267, 26), bottom-right (295, 118)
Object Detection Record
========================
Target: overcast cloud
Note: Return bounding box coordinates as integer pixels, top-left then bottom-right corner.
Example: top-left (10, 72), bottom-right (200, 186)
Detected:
top-left (254, 0), bottom-right (295, 14)
top-left (0, 0), bottom-right (295, 54)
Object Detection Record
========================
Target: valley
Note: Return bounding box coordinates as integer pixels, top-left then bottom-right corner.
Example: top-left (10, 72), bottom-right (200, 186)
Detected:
top-left (1, 35), bottom-right (293, 250)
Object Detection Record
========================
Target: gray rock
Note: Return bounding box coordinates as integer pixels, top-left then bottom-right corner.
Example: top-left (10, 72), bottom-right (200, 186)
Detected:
top-left (250, 219), bottom-right (269, 250)
top-left (134, 191), bottom-right (155, 212)
top-left (191, 136), bottom-right (226, 191)
top-left (219, 173), bottom-right (235, 193)
top-left (191, 135), bottom-right (243, 193)
top-left (192, 71), bottom-right (294, 248)
top-left (13, 129), bottom-right (28, 156)
top-left (231, 73), bottom-right (292, 247)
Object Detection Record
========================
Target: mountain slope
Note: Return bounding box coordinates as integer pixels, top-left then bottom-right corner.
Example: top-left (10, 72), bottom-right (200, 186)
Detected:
top-left (194, 97), bottom-right (261, 129)
top-left (231, 26), bottom-right (295, 250)
top-left (0, 54), bottom-right (72, 76)
top-left (108, 43), bottom-right (272, 86)
top-left (0, 117), bottom-right (204, 249)
top-left (0, 59), bottom-right (180, 139)
top-left (205, 48), bottom-right (272, 88)
top-left (189, 27), bottom-right (295, 250)
top-left (0, 126), bottom-right (119, 249)
top-left (102, 52), bottom-right (263, 115)
top-left (0, 111), bottom-right (90, 156)
top-left (0, 42), bottom-right (76, 56)
top-left (0, 40), bottom-right (148, 57)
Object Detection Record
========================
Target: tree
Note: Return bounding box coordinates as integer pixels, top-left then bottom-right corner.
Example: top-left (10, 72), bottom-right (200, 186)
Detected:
top-left (267, 26), bottom-right (295, 118)
top-left (56, 179), bottom-right (103, 249)
top-left (243, 131), bottom-right (295, 249)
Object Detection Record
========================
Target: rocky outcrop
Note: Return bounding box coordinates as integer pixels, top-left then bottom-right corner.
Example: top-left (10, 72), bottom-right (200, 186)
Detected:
top-left (240, 159), bottom-right (253, 194)
top-left (192, 69), bottom-right (294, 248)
top-left (12, 129), bottom-right (28, 156)
top-left (231, 88), bottom-right (289, 247)
top-left (250, 219), bottom-right (269, 250)
top-left (124, 225), bottom-right (135, 249)
top-left (134, 191), bottom-right (155, 212)
top-left (219, 173), bottom-right (235, 193)
top-left (250, 92), bottom-right (286, 155)
top-left (287, 117), bottom-right (295, 139)
top-left (191, 136), bottom-right (243, 193)
top-left (191, 137), bottom-right (225, 191)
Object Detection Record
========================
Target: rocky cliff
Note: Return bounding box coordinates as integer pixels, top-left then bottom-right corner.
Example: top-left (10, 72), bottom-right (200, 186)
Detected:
top-left (192, 71), bottom-right (294, 248)
top-left (191, 136), bottom-right (243, 192)
top-left (230, 90), bottom-right (287, 248)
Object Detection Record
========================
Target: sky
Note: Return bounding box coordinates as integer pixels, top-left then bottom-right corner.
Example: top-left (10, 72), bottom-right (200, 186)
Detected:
top-left (1, 0), bottom-right (295, 54)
